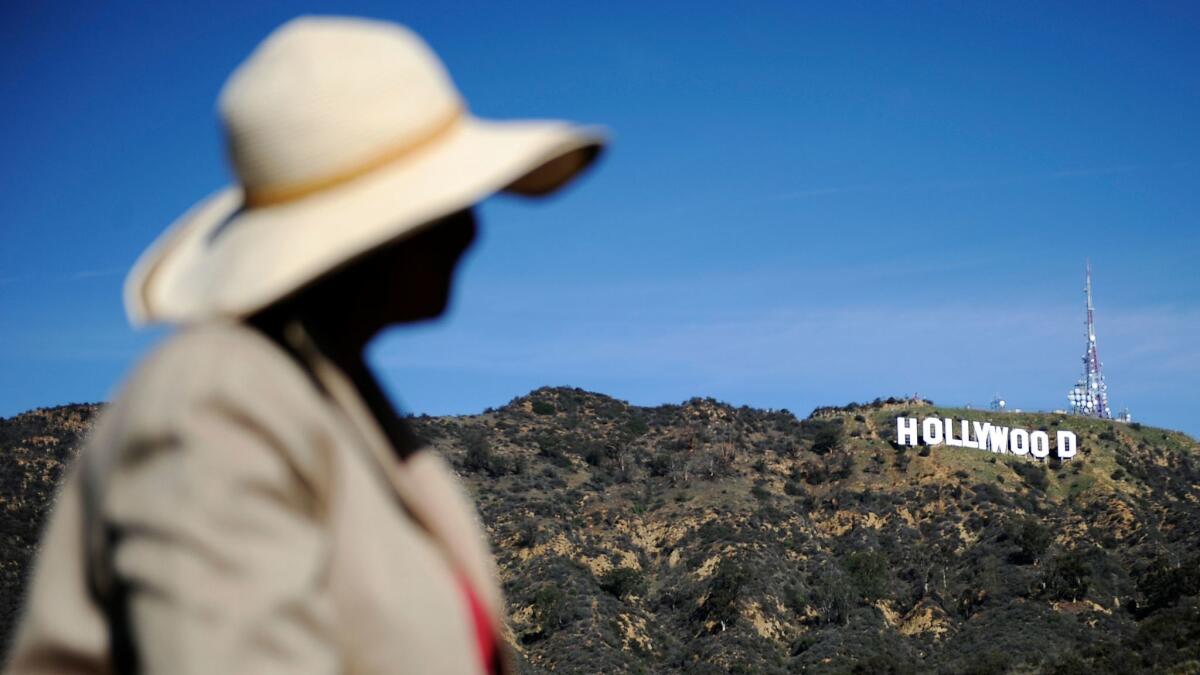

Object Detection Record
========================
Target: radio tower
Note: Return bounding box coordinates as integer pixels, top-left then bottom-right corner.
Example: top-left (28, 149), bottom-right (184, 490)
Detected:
top-left (1067, 259), bottom-right (1111, 418)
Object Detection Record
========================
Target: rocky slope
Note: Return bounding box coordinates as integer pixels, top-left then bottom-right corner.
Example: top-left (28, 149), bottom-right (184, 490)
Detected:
top-left (2, 390), bottom-right (1198, 673)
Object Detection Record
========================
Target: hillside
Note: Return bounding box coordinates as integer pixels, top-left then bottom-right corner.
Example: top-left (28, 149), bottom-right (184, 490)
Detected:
top-left (2, 390), bottom-right (1199, 673)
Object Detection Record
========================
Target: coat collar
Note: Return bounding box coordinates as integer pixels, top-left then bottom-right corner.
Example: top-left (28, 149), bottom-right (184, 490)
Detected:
top-left (280, 320), bottom-right (515, 674)
top-left (280, 320), bottom-right (434, 527)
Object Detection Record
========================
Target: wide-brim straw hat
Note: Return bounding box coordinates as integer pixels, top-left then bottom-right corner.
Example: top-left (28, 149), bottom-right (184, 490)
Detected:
top-left (125, 16), bottom-right (605, 326)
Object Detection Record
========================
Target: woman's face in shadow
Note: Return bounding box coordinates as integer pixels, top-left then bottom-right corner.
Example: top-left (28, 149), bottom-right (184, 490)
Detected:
top-left (374, 208), bottom-right (478, 324)
top-left (305, 208), bottom-right (478, 341)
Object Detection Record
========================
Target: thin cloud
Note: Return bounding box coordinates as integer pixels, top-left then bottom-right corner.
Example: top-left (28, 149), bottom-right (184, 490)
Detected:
top-left (374, 302), bottom-right (1200, 406)
top-left (372, 299), bottom-right (1199, 436)
top-left (776, 164), bottom-right (1142, 201)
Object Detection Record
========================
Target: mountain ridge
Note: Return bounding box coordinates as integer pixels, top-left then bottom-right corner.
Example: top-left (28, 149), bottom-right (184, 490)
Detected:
top-left (2, 390), bottom-right (1198, 673)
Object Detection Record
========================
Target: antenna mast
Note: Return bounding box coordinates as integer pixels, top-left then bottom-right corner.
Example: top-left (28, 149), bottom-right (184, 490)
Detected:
top-left (1068, 259), bottom-right (1112, 419)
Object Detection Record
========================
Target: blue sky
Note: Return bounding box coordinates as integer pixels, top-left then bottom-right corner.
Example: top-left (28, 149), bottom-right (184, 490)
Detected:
top-left (2, 2), bottom-right (1198, 437)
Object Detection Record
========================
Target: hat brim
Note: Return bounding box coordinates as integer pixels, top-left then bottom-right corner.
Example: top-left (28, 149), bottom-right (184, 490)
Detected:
top-left (125, 115), bottom-right (605, 326)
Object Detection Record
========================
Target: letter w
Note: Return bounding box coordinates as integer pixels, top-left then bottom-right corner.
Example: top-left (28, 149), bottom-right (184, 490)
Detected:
top-left (987, 426), bottom-right (1009, 453)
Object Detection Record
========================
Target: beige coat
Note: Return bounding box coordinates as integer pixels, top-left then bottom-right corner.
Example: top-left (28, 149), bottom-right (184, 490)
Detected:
top-left (5, 320), bottom-right (514, 674)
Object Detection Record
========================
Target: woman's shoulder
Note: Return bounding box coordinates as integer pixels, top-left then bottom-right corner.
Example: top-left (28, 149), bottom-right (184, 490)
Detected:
top-left (126, 320), bottom-right (318, 405)
top-left (93, 320), bottom-right (337, 470)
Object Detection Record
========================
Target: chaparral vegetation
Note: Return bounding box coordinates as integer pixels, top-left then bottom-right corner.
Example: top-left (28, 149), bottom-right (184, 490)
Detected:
top-left (3, 389), bottom-right (1199, 673)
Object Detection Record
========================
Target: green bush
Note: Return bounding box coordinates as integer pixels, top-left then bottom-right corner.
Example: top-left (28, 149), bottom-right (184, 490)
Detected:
top-left (694, 558), bottom-right (748, 629)
top-left (599, 566), bottom-right (646, 600)
top-left (845, 550), bottom-right (890, 601)
top-left (623, 415), bottom-right (649, 437)
top-left (801, 461), bottom-right (828, 485)
top-left (533, 584), bottom-right (569, 631)
top-left (811, 566), bottom-right (854, 625)
top-left (460, 428), bottom-right (508, 476)
top-left (1042, 550), bottom-right (1091, 601)
top-left (1008, 516), bottom-right (1051, 565)
top-left (750, 481), bottom-right (771, 500)
top-left (1137, 555), bottom-right (1200, 615)
top-left (1012, 461), bottom-right (1049, 491)
top-left (812, 425), bottom-right (843, 455)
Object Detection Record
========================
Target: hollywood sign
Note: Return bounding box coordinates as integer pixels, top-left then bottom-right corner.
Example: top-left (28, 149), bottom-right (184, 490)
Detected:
top-left (895, 416), bottom-right (1077, 460)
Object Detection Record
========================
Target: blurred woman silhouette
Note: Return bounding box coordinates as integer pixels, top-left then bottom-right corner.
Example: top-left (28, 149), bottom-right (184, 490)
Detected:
top-left (7, 16), bottom-right (602, 675)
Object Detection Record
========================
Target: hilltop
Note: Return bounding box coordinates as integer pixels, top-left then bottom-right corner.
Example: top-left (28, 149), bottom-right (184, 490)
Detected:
top-left (2, 390), bottom-right (1198, 673)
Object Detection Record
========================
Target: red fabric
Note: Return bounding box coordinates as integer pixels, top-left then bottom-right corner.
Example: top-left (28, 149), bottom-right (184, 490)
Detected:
top-left (455, 569), bottom-right (499, 674)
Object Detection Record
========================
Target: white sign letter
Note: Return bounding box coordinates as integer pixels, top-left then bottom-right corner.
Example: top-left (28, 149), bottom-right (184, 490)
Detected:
top-left (1031, 431), bottom-right (1050, 459)
top-left (987, 426), bottom-right (1009, 453)
top-left (923, 417), bottom-right (944, 445)
top-left (944, 418), bottom-right (963, 447)
top-left (961, 420), bottom-right (979, 449)
top-left (973, 421), bottom-right (992, 450)
top-left (1010, 428), bottom-right (1030, 456)
top-left (1056, 430), bottom-right (1078, 459)
top-left (897, 417), bottom-right (918, 446)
